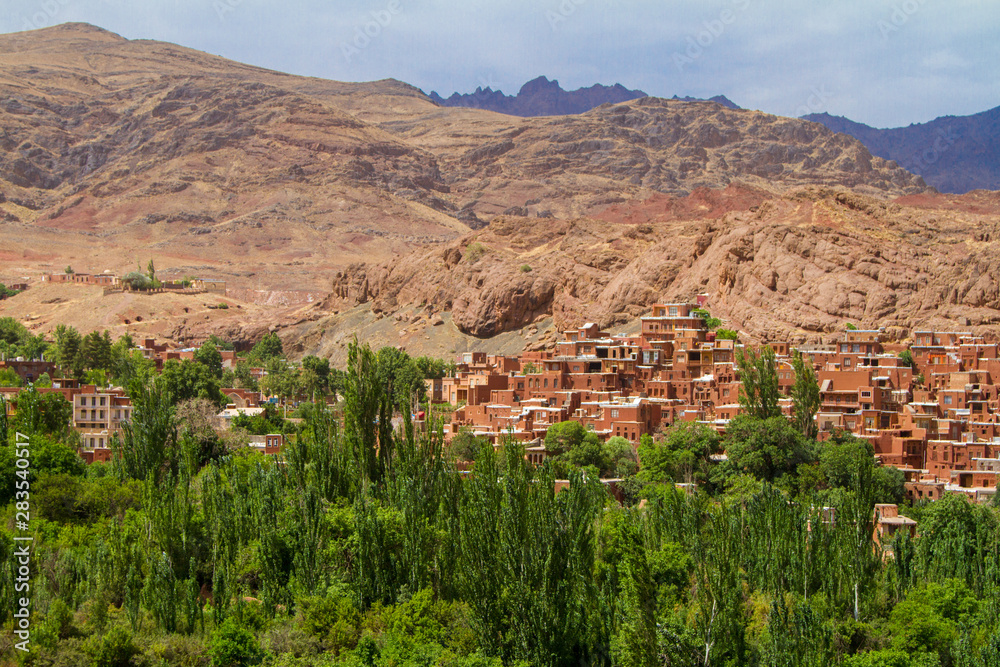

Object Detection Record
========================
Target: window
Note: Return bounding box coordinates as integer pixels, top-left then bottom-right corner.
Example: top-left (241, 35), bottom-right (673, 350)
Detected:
top-left (611, 410), bottom-right (619, 418)
top-left (944, 395), bottom-right (953, 405)
top-left (100, 397), bottom-right (106, 406)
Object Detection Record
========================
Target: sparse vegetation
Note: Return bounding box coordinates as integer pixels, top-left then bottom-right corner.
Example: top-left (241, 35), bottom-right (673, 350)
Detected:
top-left (520, 264), bottom-right (532, 272)
top-left (464, 241), bottom-right (487, 263)
top-left (121, 271), bottom-right (152, 291)
top-left (693, 307), bottom-right (723, 330)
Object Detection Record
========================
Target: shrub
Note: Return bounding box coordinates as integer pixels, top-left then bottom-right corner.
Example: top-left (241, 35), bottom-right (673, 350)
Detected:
top-left (88, 626), bottom-right (139, 667)
top-left (519, 264), bottom-right (532, 273)
top-left (464, 242), bottom-right (487, 264)
top-left (299, 595), bottom-right (360, 653)
top-left (209, 618), bottom-right (263, 667)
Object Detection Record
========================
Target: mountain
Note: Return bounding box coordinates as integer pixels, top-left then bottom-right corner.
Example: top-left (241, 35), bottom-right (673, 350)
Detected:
top-left (803, 108), bottom-right (1000, 194)
top-left (428, 76), bottom-right (741, 117)
top-left (427, 76), bottom-right (647, 116)
top-left (671, 94), bottom-right (740, 110)
top-left (310, 187), bottom-right (1000, 360)
top-left (0, 23), bottom-right (953, 356)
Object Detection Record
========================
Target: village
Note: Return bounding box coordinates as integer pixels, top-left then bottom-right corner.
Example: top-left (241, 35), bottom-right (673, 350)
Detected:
top-left (1, 295), bottom-right (998, 508)
top-left (428, 302), bottom-right (999, 506)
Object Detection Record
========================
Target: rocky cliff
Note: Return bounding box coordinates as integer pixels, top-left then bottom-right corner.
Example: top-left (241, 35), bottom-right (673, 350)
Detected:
top-left (323, 187), bottom-right (1000, 345)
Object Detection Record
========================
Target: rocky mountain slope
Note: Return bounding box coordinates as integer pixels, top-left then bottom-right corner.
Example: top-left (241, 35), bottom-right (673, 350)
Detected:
top-left (311, 187), bottom-right (1000, 351)
top-left (2, 22), bottom-right (980, 357)
top-left (804, 107), bottom-right (1000, 194)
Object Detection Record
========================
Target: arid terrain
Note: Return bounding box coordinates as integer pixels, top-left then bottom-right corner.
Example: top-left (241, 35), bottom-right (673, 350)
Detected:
top-left (3, 23), bottom-right (1000, 363)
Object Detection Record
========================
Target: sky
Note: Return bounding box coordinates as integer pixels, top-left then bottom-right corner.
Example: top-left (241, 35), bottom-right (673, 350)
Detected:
top-left (2, 0), bottom-right (998, 128)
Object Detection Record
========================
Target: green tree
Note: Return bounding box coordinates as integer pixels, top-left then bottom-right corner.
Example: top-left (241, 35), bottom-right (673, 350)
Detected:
top-left (0, 317), bottom-right (29, 346)
top-left (206, 334), bottom-right (235, 351)
top-left (790, 349), bottom-right (820, 438)
top-left (113, 381), bottom-right (178, 483)
top-left (638, 423), bottom-right (721, 486)
top-left (544, 420), bottom-right (587, 455)
top-left (448, 428), bottom-right (489, 462)
top-left (209, 618), bottom-right (263, 667)
top-left (194, 340), bottom-right (224, 380)
top-left (719, 415), bottom-right (815, 484)
top-left (0, 367), bottom-right (21, 387)
top-left (0, 433), bottom-right (85, 504)
top-left (88, 626), bottom-right (139, 667)
top-left (376, 346), bottom-right (426, 411)
top-left (913, 493), bottom-right (997, 592)
top-left (160, 359), bottom-right (226, 408)
top-left (736, 345), bottom-right (782, 420)
top-left (233, 361), bottom-right (259, 392)
top-left (121, 271), bottom-right (152, 291)
top-left (898, 349), bottom-right (914, 368)
top-left (12, 386), bottom-right (73, 439)
top-left (414, 355), bottom-right (450, 379)
top-left (301, 355), bottom-right (330, 399)
top-left (80, 330), bottom-right (113, 372)
top-left (249, 332), bottom-right (284, 363)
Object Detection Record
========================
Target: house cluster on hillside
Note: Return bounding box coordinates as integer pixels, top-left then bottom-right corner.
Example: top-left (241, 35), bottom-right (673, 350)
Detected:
top-left (429, 303), bottom-right (1000, 504)
top-left (0, 338), bottom-right (272, 463)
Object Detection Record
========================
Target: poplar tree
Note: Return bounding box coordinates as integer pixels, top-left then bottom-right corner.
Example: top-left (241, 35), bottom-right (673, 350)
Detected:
top-left (791, 349), bottom-right (821, 439)
top-left (736, 345), bottom-right (782, 420)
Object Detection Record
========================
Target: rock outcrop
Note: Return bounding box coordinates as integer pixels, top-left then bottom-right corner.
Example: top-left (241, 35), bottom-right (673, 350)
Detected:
top-left (328, 187), bottom-right (1000, 343)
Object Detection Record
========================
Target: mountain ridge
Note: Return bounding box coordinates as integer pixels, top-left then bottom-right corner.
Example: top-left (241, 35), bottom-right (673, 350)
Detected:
top-left (8, 22), bottom-right (990, 357)
top-left (427, 75), bottom-right (742, 117)
top-left (804, 107), bottom-right (1000, 193)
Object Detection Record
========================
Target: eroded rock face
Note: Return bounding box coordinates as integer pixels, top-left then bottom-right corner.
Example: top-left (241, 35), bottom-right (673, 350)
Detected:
top-left (328, 188), bottom-right (1000, 342)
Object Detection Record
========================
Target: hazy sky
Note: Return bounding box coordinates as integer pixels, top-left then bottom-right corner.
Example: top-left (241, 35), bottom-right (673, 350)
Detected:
top-left (3, 0), bottom-right (998, 128)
